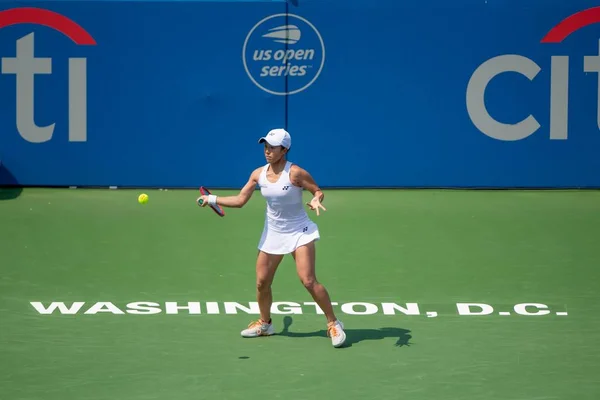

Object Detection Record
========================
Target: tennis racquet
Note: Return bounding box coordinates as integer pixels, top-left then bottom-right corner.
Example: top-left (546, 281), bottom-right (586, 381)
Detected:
top-left (197, 186), bottom-right (226, 217)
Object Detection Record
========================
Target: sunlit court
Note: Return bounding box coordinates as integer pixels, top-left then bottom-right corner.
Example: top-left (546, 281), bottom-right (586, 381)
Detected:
top-left (2, 187), bottom-right (599, 399)
top-left (2, 0), bottom-right (600, 399)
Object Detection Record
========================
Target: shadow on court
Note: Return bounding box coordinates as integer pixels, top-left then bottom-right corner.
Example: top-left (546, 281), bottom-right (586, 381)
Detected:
top-left (0, 187), bottom-right (22, 200)
top-left (279, 316), bottom-right (412, 348)
top-left (0, 161), bottom-right (22, 200)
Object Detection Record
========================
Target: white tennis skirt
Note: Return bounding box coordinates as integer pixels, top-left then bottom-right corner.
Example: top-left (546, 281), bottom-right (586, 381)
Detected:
top-left (258, 220), bottom-right (320, 255)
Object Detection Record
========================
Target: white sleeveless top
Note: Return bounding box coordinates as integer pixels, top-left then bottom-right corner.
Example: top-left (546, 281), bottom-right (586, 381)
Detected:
top-left (258, 161), bottom-right (311, 233)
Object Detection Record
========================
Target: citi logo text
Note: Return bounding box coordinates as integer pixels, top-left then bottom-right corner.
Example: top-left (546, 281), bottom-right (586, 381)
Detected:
top-left (467, 7), bottom-right (600, 141)
top-left (0, 7), bottom-right (96, 143)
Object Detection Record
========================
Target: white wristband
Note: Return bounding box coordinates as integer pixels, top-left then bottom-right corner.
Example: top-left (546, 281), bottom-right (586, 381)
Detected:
top-left (208, 194), bottom-right (218, 206)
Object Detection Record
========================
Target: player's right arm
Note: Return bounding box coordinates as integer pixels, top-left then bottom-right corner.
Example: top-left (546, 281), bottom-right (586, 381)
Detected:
top-left (197, 167), bottom-right (262, 208)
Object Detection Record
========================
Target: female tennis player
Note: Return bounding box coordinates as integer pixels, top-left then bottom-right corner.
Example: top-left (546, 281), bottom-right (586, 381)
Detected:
top-left (197, 128), bottom-right (346, 348)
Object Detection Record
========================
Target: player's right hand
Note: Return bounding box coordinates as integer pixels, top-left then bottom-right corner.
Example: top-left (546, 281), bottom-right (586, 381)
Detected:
top-left (197, 195), bottom-right (209, 207)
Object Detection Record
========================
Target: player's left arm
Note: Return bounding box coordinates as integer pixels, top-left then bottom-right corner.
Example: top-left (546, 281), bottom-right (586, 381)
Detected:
top-left (290, 165), bottom-right (326, 215)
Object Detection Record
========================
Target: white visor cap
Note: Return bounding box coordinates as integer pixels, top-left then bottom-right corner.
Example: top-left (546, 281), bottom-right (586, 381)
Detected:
top-left (258, 128), bottom-right (291, 149)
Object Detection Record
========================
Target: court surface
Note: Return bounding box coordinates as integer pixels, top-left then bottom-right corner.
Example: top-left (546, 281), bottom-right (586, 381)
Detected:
top-left (1, 187), bottom-right (599, 400)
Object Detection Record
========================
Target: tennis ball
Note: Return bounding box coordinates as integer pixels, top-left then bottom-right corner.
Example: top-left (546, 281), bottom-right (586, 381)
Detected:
top-left (138, 193), bottom-right (149, 204)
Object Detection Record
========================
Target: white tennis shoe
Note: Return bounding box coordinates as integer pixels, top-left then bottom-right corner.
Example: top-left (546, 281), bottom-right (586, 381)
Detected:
top-left (241, 318), bottom-right (347, 348)
top-left (241, 319), bottom-right (275, 338)
top-left (327, 320), bottom-right (346, 348)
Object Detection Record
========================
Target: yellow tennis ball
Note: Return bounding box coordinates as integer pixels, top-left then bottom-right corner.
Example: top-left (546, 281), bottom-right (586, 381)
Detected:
top-left (138, 193), bottom-right (149, 204)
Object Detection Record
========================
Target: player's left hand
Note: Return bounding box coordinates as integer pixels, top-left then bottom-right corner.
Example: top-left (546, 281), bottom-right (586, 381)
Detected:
top-left (306, 196), bottom-right (327, 216)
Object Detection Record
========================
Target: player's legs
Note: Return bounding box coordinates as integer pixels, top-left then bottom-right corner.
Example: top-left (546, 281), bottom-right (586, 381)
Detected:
top-left (241, 250), bottom-right (283, 338)
top-left (292, 241), bottom-right (336, 322)
top-left (256, 250), bottom-right (284, 323)
top-left (293, 241), bottom-right (346, 347)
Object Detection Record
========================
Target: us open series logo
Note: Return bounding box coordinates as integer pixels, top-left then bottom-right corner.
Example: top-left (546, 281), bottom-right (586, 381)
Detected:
top-left (242, 13), bottom-right (325, 95)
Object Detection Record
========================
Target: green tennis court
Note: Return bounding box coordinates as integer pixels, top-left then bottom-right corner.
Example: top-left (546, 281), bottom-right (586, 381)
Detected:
top-left (1, 188), bottom-right (599, 399)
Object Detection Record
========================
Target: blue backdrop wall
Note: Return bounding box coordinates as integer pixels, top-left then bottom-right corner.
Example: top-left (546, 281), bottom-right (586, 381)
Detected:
top-left (1, 0), bottom-right (599, 188)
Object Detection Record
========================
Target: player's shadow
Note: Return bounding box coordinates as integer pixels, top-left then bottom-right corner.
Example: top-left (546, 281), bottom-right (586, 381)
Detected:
top-left (278, 316), bottom-right (412, 348)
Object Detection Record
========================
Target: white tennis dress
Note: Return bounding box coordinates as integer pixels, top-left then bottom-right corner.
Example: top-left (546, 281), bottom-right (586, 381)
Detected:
top-left (257, 161), bottom-right (320, 254)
